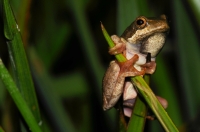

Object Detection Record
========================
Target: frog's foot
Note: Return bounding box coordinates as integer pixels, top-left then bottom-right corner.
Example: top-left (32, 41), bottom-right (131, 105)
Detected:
top-left (123, 96), bottom-right (168, 118)
top-left (109, 35), bottom-right (126, 55)
top-left (118, 54), bottom-right (145, 76)
top-left (141, 61), bottom-right (156, 74)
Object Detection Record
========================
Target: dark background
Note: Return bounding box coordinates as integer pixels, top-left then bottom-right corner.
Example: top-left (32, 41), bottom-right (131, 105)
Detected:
top-left (1, 0), bottom-right (200, 131)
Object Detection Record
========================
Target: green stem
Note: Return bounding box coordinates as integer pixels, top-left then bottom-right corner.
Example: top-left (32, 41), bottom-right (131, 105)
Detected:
top-left (127, 74), bottom-right (150, 132)
top-left (127, 97), bottom-right (147, 132)
top-left (0, 126), bottom-right (5, 132)
top-left (0, 59), bottom-right (42, 132)
top-left (3, 0), bottom-right (41, 124)
top-left (132, 77), bottom-right (178, 131)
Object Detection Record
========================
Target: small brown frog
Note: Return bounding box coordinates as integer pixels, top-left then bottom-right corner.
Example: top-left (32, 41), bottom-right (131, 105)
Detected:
top-left (103, 15), bottom-right (169, 113)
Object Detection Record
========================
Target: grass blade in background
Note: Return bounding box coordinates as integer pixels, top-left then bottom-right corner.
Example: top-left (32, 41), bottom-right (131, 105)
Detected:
top-left (68, 0), bottom-right (105, 90)
top-left (0, 59), bottom-right (42, 132)
top-left (2, 0), bottom-right (41, 125)
top-left (187, 0), bottom-right (200, 29)
top-left (152, 57), bottom-right (183, 126)
top-left (29, 48), bottom-right (77, 132)
top-left (67, 0), bottom-right (117, 129)
top-left (9, 0), bottom-right (32, 46)
top-left (173, 0), bottom-right (200, 120)
top-left (117, 0), bottom-right (152, 35)
top-left (0, 126), bottom-right (5, 132)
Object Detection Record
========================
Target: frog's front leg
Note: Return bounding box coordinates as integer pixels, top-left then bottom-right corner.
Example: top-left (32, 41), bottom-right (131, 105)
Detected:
top-left (103, 55), bottom-right (145, 111)
top-left (108, 35), bottom-right (126, 55)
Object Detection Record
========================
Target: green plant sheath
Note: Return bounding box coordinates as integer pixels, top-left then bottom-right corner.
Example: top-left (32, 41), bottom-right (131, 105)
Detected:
top-left (0, 126), bottom-right (5, 132)
top-left (2, 0), bottom-right (41, 124)
top-left (101, 23), bottom-right (178, 132)
top-left (127, 97), bottom-right (147, 131)
top-left (127, 67), bottom-right (151, 131)
top-left (0, 59), bottom-right (42, 132)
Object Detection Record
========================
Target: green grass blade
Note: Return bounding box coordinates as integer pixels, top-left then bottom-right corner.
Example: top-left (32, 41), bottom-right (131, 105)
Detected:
top-left (127, 74), bottom-right (150, 132)
top-left (117, 0), bottom-right (152, 35)
top-left (174, 0), bottom-right (200, 119)
top-left (127, 97), bottom-right (147, 132)
top-left (2, 0), bottom-right (14, 40)
top-left (2, 0), bottom-right (41, 124)
top-left (101, 24), bottom-right (178, 131)
top-left (0, 126), bottom-right (5, 132)
top-left (68, 0), bottom-right (105, 100)
top-left (0, 59), bottom-right (42, 132)
top-left (152, 57), bottom-right (182, 126)
top-left (132, 77), bottom-right (178, 131)
top-left (187, 0), bottom-right (200, 28)
top-left (101, 23), bottom-right (126, 62)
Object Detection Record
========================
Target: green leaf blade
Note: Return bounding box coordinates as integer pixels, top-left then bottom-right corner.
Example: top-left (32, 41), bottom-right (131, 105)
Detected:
top-left (2, 0), bottom-right (41, 128)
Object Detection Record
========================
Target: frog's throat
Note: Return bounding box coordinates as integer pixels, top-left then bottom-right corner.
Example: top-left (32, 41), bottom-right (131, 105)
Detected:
top-left (126, 32), bottom-right (166, 57)
top-left (126, 42), bottom-right (156, 62)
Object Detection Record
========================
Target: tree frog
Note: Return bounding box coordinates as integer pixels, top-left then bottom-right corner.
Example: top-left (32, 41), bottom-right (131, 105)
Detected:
top-left (103, 15), bottom-right (170, 111)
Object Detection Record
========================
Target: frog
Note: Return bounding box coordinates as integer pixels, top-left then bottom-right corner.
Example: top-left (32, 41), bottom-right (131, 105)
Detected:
top-left (102, 15), bottom-right (170, 112)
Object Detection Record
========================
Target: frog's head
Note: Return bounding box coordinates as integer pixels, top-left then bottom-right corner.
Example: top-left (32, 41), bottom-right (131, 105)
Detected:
top-left (121, 15), bottom-right (170, 57)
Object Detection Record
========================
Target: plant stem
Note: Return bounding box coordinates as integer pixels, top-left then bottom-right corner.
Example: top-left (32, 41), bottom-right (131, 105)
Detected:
top-left (0, 59), bottom-right (42, 132)
top-left (2, 0), bottom-right (41, 123)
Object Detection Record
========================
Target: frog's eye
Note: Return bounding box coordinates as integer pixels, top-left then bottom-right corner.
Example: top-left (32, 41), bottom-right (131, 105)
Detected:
top-left (137, 19), bottom-right (144, 25)
top-left (135, 17), bottom-right (146, 29)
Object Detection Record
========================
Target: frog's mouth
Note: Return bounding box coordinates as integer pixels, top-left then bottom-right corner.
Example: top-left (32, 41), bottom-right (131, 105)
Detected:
top-left (139, 32), bottom-right (167, 57)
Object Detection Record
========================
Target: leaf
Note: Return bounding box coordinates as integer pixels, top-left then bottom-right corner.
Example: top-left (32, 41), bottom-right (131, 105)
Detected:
top-left (2, 0), bottom-right (41, 126)
top-left (0, 59), bottom-right (42, 132)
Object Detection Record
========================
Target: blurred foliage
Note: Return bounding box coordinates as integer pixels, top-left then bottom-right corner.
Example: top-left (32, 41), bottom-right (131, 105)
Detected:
top-left (0, 0), bottom-right (200, 131)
